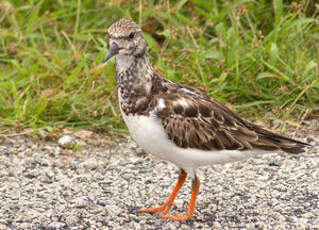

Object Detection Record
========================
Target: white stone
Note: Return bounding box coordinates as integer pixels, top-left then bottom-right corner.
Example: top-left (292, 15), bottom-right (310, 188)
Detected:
top-left (58, 135), bottom-right (75, 148)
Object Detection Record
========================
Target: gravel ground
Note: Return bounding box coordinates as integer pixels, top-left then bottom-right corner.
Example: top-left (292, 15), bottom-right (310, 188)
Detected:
top-left (0, 129), bottom-right (318, 230)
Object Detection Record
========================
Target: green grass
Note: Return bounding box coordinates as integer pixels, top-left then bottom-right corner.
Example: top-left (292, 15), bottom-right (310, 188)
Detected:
top-left (0, 0), bottom-right (318, 134)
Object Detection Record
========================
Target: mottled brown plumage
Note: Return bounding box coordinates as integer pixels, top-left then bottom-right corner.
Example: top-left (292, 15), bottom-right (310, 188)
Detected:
top-left (105, 19), bottom-right (308, 154)
top-left (146, 74), bottom-right (309, 154)
top-left (103, 18), bottom-right (310, 221)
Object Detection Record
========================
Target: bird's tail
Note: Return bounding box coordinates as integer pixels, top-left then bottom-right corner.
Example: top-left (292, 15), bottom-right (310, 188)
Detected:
top-left (253, 127), bottom-right (310, 154)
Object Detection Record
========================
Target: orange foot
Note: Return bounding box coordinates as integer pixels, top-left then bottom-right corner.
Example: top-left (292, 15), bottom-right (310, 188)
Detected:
top-left (139, 204), bottom-right (197, 221)
top-left (138, 170), bottom-right (201, 221)
top-left (138, 202), bottom-right (176, 215)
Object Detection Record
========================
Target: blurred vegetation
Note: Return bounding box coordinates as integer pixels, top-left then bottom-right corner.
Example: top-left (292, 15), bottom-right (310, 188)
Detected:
top-left (0, 0), bottom-right (318, 134)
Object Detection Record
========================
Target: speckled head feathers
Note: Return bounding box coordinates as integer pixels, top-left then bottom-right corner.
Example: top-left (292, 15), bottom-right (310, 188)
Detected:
top-left (103, 18), bottom-right (148, 64)
top-left (108, 18), bottom-right (141, 38)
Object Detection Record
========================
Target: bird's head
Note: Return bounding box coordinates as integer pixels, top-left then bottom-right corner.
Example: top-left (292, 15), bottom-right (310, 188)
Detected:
top-left (103, 18), bottom-right (147, 63)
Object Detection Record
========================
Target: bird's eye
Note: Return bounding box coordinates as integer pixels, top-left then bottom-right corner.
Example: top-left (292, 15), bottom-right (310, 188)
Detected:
top-left (129, 32), bottom-right (135, 39)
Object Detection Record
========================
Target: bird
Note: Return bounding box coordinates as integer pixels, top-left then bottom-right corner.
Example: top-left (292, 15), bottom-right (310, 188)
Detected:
top-left (102, 18), bottom-right (309, 221)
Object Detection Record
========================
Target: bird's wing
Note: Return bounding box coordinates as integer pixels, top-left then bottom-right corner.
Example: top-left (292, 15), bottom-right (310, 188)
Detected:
top-left (152, 84), bottom-right (308, 153)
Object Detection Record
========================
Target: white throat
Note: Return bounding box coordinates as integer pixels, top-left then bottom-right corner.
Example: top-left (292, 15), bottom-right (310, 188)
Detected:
top-left (115, 54), bottom-right (135, 73)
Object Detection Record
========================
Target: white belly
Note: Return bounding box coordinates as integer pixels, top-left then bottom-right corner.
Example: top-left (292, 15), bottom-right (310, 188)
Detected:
top-left (121, 112), bottom-right (268, 177)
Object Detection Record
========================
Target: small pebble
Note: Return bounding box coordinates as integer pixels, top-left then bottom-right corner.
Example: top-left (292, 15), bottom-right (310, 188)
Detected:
top-left (58, 135), bottom-right (75, 148)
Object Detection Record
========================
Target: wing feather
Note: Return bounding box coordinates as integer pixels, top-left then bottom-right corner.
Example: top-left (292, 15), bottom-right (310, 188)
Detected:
top-left (152, 83), bottom-right (309, 153)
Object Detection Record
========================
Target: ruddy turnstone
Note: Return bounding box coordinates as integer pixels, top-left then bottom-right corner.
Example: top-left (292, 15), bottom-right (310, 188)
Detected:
top-left (103, 18), bottom-right (309, 221)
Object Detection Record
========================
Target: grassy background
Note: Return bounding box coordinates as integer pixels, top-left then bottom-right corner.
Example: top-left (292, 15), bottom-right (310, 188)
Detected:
top-left (0, 0), bottom-right (318, 135)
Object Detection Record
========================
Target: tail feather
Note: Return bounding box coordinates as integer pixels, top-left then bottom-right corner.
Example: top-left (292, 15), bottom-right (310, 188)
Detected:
top-left (281, 146), bottom-right (307, 154)
top-left (253, 125), bottom-right (311, 154)
top-left (275, 136), bottom-right (310, 153)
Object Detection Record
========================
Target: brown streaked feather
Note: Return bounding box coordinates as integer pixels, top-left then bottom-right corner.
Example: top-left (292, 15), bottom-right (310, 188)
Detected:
top-left (149, 75), bottom-right (309, 153)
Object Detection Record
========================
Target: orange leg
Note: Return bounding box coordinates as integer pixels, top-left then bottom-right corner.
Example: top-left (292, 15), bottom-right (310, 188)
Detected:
top-left (138, 169), bottom-right (187, 217)
top-left (162, 176), bottom-right (200, 221)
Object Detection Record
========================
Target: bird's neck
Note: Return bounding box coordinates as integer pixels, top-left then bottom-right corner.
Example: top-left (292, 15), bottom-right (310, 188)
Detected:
top-left (115, 53), bottom-right (152, 74)
top-left (115, 53), bottom-right (154, 115)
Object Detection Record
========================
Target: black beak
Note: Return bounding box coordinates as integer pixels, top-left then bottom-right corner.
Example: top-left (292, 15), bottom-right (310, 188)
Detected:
top-left (103, 42), bottom-right (120, 63)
